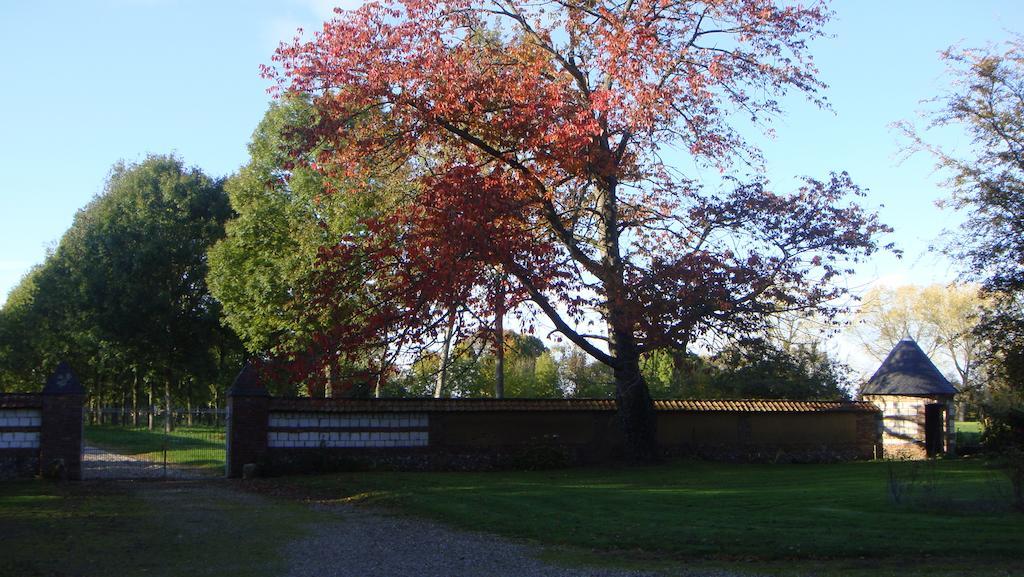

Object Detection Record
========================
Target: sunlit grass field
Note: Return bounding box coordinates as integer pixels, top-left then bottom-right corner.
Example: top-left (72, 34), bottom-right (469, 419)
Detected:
top-left (85, 425), bottom-right (225, 471)
top-left (955, 420), bottom-right (984, 452)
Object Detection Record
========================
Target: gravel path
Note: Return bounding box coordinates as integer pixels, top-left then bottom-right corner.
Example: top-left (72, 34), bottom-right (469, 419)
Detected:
top-left (283, 502), bottom-right (660, 577)
top-left (81, 445), bottom-right (211, 480)
top-left (89, 478), bottom-right (747, 577)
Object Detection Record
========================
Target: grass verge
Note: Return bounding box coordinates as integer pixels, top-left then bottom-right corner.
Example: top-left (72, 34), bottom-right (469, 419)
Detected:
top-left (0, 480), bottom-right (315, 577)
top-left (262, 458), bottom-right (1023, 576)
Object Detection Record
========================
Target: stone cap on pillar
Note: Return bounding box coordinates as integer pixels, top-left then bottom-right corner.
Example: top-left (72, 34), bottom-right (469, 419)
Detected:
top-left (228, 362), bottom-right (269, 397)
top-left (42, 362), bottom-right (86, 395)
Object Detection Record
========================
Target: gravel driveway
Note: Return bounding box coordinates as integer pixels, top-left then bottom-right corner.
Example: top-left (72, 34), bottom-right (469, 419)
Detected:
top-left (82, 445), bottom-right (210, 480)
top-left (284, 502), bottom-right (659, 577)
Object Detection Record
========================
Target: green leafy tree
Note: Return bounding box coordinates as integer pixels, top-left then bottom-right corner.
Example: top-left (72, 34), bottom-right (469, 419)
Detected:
top-left (485, 333), bottom-right (561, 398)
top-left (900, 39), bottom-right (1024, 473)
top-left (708, 339), bottom-right (851, 400)
top-left (851, 283), bottom-right (987, 417)
top-left (207, 95), bottom-right (410, 395)
top-left (400, 332), bottom-right (562, 398)
top-left (99, 156), bottom-right (235, 425)
top-left (0, 267), bottom-right (50, 391)
top-left (639, 349), bottom-right (715, 399)
top-left (533, 351), bottom-right (560, 397)
top-left (560, 347), bottom-right (615, 399)
top-left (0, 156), bottom-right (241, 421)
top-left (208, 95), bottom-right (340, 354)
top-left (1, 216), bottom-right (117, 397)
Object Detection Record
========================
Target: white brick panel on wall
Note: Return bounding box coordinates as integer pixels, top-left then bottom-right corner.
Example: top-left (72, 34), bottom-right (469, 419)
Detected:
top-left (0, 431), bottom-right (40, 449)
top-left (267, 411), bottom-right (429, 448)
top-left (268, 412), bottom-right (428, 429)
top-left (268, 430), bottom-right (429, 448)
top-left (0, 409), bottom-right (42, 428)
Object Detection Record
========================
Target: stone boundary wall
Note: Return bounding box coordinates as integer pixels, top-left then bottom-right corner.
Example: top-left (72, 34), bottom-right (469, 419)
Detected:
top-left (227, 367), bottom-right (882, 477)
top-left (0, 364), bottom-right (86, 481)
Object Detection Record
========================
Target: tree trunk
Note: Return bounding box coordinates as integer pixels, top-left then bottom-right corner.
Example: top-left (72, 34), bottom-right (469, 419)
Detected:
top-left (164, 367), bottom-right (174, 434)
top-left (495, 276), bottom-right (505, 399)
top-left (308, 375), bottom-right (326, 398)
top-left (596, 174), bottom-right (658, 462)
top-left (671, 350), bottom-right (692, 397)
top-left (93, 367), bottom-right (103, 425)
top-left (375, 350), bottom-right (388, 399)
top-left (147, 379), bottom-right (154, 431)
top-left (434, 307), bottom-right (456, 398)
top-left (326, 362), bottom-right (338, 399)
top-left (131, 368), bottom-right (139, 427)
top-left (609, 325), bottom-right (659, 463)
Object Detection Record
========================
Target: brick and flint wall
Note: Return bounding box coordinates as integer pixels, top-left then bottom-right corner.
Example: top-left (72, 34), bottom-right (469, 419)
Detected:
top-left (0, 396), bottom-right (43, 479)
top-left (227, 368), bottom-right (881, 476)
top-left (0, 363), bottom-right (85, 480)
top-left (863, 393), bottom-right (955, 459)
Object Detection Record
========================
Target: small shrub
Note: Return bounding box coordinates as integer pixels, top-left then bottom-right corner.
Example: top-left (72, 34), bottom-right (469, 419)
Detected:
top-left (886, 458), bottom-right (919, 505)
top-left (886, 458), bottom-right (941, 507)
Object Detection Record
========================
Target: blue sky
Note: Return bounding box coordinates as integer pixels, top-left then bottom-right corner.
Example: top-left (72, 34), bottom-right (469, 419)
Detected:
top-left (1, 0), bottom-right (1022, 373)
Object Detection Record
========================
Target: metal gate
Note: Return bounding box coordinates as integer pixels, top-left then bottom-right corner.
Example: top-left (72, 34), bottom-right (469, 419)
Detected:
top-left (82, 407), bottom-right (226, 479)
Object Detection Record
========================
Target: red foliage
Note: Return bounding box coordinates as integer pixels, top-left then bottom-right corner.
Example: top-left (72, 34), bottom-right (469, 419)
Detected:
top-left (264, 0), bottom-right (890, 407)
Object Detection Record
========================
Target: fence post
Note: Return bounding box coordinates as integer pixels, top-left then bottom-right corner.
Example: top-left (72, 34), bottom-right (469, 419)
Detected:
top-left (226, 363), bottom-right (269, 478)
top-left (40, 362), bottom-right (86, 480)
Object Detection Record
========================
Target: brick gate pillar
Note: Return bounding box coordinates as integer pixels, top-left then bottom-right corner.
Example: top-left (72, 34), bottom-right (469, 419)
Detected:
top-left (40, 362), bottom-right (86, 480)
top-left (226, 363), bottom-right (269, 478)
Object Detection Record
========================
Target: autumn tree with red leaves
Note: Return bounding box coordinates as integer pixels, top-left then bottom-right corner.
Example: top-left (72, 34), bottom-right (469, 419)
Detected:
top-left (267, 0), bottom-right (891, 461)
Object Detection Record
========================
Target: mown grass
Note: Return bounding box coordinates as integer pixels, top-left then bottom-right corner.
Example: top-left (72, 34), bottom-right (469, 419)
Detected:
top-left (85, 425), bottom-right (225, 471)
top-left (274, 458), bottom-right (1024, 576)
top-left (955, 420), bottom-right (985, 453)
top-left (956, 421), bottom-right (984, 434)
top-left (0, 480), bottom-right (317, 577)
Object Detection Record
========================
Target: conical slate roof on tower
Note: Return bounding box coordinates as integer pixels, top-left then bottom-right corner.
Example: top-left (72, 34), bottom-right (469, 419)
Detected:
top-left (861, 337), bottom-right (957, 396)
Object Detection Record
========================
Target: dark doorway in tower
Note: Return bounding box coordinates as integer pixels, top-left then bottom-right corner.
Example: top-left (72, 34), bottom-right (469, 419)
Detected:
top-left (924, 403), bottom-right (945, 457)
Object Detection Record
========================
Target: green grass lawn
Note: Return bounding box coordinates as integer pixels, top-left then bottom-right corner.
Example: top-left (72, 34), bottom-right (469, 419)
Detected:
top-left (955, 421), bottom-right (984, 434)
top-left (0, 480), bottom-right (315, 577)
top-left (266, 458), bottom-right (1024, 576)
top-left (2, 459), bottom-right (1020, 576)
top-left (85, 425), bottom-right (225, 471)
top-left (955, 421), bottom-right (985, 452)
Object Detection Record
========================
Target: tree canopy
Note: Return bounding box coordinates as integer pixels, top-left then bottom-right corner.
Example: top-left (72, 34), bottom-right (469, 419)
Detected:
top-left (267, 0), bottom-right (891, 460)
top-left (207, 95), bottom-right (416, 396)
top-left (900, 38), bottom-right (1024, 457)
top-left (851, 284), bottom-right (985, 393)
top-left (0, 156), bottom-right (243, 425)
